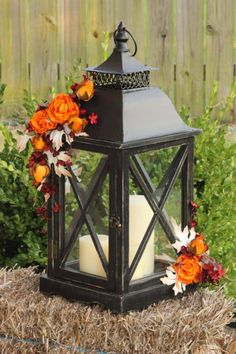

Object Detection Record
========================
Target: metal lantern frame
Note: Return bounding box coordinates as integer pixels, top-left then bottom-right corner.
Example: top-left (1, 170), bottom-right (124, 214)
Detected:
top-left (40, 22), bottom-right (200, 313)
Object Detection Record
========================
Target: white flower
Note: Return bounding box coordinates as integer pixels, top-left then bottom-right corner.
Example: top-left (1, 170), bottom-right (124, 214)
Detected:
top-left (171, 218), bottom-right (196, 252)
top-left (160, 266), bottom-right (186, 296)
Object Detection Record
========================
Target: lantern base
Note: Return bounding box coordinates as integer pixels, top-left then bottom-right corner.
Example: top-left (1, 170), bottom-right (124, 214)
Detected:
top-left (40, 274), bottom-right (196, 313)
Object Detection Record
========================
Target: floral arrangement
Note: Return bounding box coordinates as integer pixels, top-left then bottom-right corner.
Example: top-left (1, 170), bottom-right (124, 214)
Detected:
top-left (18, 76), bottom-right (98, 218)
top-left (161, 202), bottom-right (225, 295)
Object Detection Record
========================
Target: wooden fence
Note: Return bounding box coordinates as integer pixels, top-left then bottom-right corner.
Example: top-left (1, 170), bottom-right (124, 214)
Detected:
top-left (0, 0), bottom-right (235, 119)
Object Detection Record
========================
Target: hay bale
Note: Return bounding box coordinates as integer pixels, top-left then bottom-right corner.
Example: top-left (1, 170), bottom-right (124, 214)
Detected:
top-left (0, 267), bottom-right (235, 354)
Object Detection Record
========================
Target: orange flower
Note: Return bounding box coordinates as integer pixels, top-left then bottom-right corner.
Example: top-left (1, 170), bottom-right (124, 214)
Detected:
top-left (47, 93), bottom-right (79, 124)
top-left (68, 117), bottom-right (88, 134)
top-left (30, 110), bottom-right (57, 135)
top-left (31, 164), bottom-right (50, 184)
top-left (188, 234), bottom-right (208, 256)
top-left (76, 77), bottom-right (94, 101)
top-left (173, 254), bottom-right (202, 285)
top-left (32, 136), bottom-right (46, 151)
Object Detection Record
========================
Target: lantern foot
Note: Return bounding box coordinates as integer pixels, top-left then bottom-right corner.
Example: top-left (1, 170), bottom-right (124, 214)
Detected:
top-left (40, 274), bottom-right (196, 313)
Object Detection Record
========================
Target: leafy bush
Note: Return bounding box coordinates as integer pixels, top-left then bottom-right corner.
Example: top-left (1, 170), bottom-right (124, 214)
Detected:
top-left (0, 123), bottom-right (47, 268)
top-left (180, 81), bottom-right (236, 298)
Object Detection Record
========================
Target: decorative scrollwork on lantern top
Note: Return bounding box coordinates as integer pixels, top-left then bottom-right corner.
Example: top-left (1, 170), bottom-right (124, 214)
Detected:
top-left (87, 70), bottom-right (150, 90)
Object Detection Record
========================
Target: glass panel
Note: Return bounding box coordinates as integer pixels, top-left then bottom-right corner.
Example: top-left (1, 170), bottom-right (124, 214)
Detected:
top-left (89, 174), bottom-right (109, 234)
top-left (70, 149), bottom-right (104, 189)
top-left (64, 176), bottom-right (80, 240)
top-left (62, 151), bottom-right (109, 279)
top-left (138, 146), bottom-right (180, 200)
top-left (129, 145), bottom-right (183, 279)
top-left (154, 163), bottom-right (182, 272)
top-left (164, 173), bottom-right (182, 225)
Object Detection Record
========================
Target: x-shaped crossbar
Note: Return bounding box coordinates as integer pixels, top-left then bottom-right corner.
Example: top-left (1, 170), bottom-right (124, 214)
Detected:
top-left (60, 157), bottom-right (109, 276)
top-left (128, 145), bottom-right (188, 281)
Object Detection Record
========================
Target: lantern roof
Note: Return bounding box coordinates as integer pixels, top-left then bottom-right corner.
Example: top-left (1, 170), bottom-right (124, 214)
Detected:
top-left (84, 22), bottom-right (200, 144)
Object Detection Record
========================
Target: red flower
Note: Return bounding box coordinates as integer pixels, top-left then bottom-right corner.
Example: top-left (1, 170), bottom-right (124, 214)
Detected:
top-left (52, 203), bottom-right (61, 213)
top-left (189, 219), bottom-right (198, 228)
top-left (201, 256), bottom-right (225, 284)
top-left (41, 182), bottom-right (56, 195)
top-left (190, 201), bottom-right (200, 210)
top-left (71, 82), bottom-right (79, 92)
top-left (80, 108), bottom-right (87, 116)
top-left (89, 112), bottom-right (98, 125)
top-left (29, 151), bottom-right (48, 168)
top-left (36, 207), bottom-right (48, 219)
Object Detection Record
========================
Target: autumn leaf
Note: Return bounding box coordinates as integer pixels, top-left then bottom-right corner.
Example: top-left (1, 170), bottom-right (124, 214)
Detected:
top-left (55, 164), bottom-right (71, 177)
top-left (17, 134), bottom-right (31, 152)
top-left (50, 129), bottom-right (65, 151)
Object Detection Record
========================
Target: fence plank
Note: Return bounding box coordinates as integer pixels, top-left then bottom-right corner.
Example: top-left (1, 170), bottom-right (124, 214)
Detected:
top-left (114, 0), bottom-right (148, 65)
top-left (0, 0), bottom-right (28, 113)
top-left (59, 0), bottom-right (87, 89)
top-left (206, 0), bottom-right (235, 112)
top-left (28, 0), bottom-right (58, 99)
top-left (176, 0), bottom-right (204, 116)
top-left (146, 0), bottom-right (175, 102)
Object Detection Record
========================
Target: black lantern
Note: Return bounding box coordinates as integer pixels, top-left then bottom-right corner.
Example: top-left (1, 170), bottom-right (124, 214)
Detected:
top-left (40, 22), bottom-right (200, 313)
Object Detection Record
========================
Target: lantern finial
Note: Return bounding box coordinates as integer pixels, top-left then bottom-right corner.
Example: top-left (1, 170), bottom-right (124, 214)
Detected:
top-left (114, 22), bottom-right (137, 57)
top-left (113, 22), bottom-right (129, 53)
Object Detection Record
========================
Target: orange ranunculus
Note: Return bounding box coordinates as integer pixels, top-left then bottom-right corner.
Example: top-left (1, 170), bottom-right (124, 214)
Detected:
top-left (47, 93), bottom-right (79, 124)
top-left (68, 117), bottom-right (88, 134)
top-left (32, 136), bottom-right (46, 151)
top-left (76, 77), bottom-right (94, 101)
top-left (31, 164), bottom-right (50, 184)
top-left (173, 254), bottom-right (202, 285)
top-left (188, 234), bottom-right (208, 256)
top-left (30, 110), bottom-right (57, 135)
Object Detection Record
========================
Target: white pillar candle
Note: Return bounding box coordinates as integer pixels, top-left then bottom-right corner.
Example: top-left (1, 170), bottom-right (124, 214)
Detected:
top-left (79, 195), bottom-right (154, 280)
top-left (79, 234), bottom-right (109, 277)
top-left (129, 195), bottom-right (154, 280)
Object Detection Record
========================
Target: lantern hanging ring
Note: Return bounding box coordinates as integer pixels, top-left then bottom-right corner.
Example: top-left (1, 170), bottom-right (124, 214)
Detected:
top-left (113, 27), bottom-right (137, 57)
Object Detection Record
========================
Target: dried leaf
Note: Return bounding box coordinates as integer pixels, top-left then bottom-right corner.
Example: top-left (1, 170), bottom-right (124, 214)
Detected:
top-left (55, 165), bottom-right (71, 177)
top-left (44, 193), bottom-right (51, 202)
top-left (50, 129), bottom-right (65, 151)
top-left (17, 135), bottom-right (31, 152)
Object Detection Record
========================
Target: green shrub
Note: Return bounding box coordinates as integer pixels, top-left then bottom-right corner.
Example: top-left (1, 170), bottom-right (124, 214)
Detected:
top-left (180, 81), bottom-right (236, 298)
top-left (0, 123), bottom-right (47, 268)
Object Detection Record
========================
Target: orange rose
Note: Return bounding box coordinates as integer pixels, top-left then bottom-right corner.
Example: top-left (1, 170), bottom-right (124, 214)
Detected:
top-left (47, 94), bottom-right (79, 124)
top-left (30, 110), bottom-right (57, 135)
top-left (76, 78), bottom-right (94, 101)
top-left (188, 234), bottom-right (208, 256)
top-left (68, 117), bottom-right (88, 134)
top-left (31, 164), bottom-right (50, 184)
top-left (32, 136), bottom-right (46, 151)
top-left (173, 255), bottom-right (202, 285)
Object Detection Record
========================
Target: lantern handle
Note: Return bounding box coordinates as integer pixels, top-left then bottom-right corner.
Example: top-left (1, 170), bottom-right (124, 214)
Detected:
top-left (125, 29), bottom-right (137, 57)
top-left (113, 25), bottom-right (137, 57)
